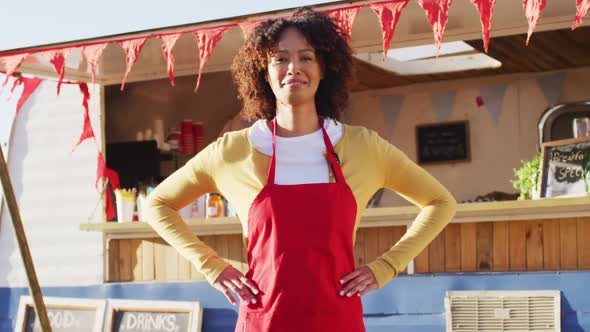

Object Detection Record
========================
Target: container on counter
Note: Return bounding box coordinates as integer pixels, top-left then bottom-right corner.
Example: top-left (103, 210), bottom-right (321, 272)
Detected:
top-left (178, 196), bottom-right (206, 220)
top-left (166, 130), bottom-right (180, 150)
top-left (115, 188), bottom-right (137, 223)
top-left (206, 193), bottom-right (224, 219)
top-left (136, 193), bottom-right (147, 222)
top-left (573, 117), bottom-right (590, 138)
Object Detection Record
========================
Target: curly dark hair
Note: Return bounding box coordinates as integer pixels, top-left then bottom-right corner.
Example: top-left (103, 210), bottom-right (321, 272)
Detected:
top-left (231, 8), bottom-right (354, 121)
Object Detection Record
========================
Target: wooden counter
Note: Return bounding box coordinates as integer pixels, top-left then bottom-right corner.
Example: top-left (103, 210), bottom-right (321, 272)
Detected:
top-left (80, 196), bottom-right (590, 283)
top-left (81, 195), bottom-right (590, 237)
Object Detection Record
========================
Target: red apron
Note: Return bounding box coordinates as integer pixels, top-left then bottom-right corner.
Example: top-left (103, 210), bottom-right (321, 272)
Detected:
top-left (235, 118), bottom-right (365, 332)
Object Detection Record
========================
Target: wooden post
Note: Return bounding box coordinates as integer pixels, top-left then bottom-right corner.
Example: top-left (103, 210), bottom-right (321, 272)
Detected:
top-left (0, 147), bottom-right (52, 331)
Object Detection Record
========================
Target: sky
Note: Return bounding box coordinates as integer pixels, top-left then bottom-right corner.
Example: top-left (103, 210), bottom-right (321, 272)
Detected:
top-left (0, 0), bottom-right (339, 52)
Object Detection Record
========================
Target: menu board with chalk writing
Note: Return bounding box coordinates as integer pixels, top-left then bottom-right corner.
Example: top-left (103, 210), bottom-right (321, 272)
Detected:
top-left (14, 296), bottom-right (106, 332)
top-left (416, 121), bottom-right (470, 164)
top-left (105, 299), bottom-right (202, 332)
top-left (540, 136), bottom-right (590, 197)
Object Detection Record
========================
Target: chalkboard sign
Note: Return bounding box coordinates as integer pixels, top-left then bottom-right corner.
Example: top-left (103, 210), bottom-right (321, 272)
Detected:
top-left (105, 299), bottom-right (202, 332)
top-left (14, 296), bottom-right (106, 332)
top-left (540, 136), bottom-right (590, 197)
top-left (416, 121), bottom-right (470, 164)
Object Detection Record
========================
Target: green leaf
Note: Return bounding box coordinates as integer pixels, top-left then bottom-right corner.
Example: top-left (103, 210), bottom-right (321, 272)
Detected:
top-left (511, 151), bottom-right (541, 200)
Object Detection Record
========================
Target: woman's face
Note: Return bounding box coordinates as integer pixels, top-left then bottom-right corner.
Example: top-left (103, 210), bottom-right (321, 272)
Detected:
top-left (266, 27), bottom-right (323, 107)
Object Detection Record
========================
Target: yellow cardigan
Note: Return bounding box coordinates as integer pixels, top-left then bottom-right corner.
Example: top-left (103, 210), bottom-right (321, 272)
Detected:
top-left (144, 124), bottom-right (456, 287)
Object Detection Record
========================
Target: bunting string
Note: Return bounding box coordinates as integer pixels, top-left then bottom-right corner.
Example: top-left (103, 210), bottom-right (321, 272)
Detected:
top-left (0, 1), bottom-right (587, 91)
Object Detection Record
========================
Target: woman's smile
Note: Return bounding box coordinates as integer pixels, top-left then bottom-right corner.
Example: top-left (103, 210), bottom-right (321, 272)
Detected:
top-left (282, 78), bottom-right (308, 88)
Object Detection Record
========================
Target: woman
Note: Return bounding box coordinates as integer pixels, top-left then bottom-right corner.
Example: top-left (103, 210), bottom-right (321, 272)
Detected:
top-left (144, 8), bottom-right (456, 332)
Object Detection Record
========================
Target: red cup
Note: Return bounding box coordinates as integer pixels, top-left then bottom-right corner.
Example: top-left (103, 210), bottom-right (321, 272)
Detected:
top-left (193, 122), bottom-right (204, 153)
top-left (181, 120), bottom-right (194, 154)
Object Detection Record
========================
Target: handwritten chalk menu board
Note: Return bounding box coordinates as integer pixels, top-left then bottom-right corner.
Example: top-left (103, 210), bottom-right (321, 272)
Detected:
top-left (416, 121), bottom-right (470, 164)
top-left (105, 299), bottom-right (203, 332)
top-left (15, 296), bottom-right (106, 332)
top-left (541, 136), bottom-right (590, 197)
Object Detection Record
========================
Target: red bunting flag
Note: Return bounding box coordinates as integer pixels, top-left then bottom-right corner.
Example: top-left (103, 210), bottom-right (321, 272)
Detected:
top-left (192, 26), bottom-right (232, 93)
top-left (370, 0), bottom-right (410, 61)
top-left (160, 33), bottom-right (182, 87)
top-left (96, 152), bottom-right (120, 220)
top-left (43, 49), bottom-right (70, 95)
top-left (523, 0), bottom-right (546, 44)
top-left (82, 43), bottom-right (108, 84)
top-left (416, 0), bottom-right (453, 53)
top-left (120, 38), bottom-right (147, 91)
top-left (15, 77), bottom-right (43, 116)
top-left (72, 83), bottom-right (95, 152)
top-left (573, 0), bottom-right (590, 30)
top-left (327, 7), bottom-right (361, 43)
top-left (1, 54), bottom-right (28, 88)
top-left (239, 21), bottom-right (262, 40)
top-left (470, 0), bottom-right (497, 52)
top-left (9, 76), bottom-right (23, 95)
top-left (476, 95), bottom-right (485, 107)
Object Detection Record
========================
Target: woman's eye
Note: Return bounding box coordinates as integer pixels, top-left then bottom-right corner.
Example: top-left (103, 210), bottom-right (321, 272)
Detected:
top-left (301, 56), bottom-right (312, 62)
top-left (273, 58), bottom-right (286, 63)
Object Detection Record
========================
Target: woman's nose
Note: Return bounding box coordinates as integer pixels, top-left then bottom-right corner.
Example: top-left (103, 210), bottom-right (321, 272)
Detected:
top-left (287, 59), bottom-right (301, 75)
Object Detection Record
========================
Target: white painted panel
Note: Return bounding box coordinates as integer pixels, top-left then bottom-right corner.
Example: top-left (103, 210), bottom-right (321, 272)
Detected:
top-left (0, 79), bottom-right (103, 287)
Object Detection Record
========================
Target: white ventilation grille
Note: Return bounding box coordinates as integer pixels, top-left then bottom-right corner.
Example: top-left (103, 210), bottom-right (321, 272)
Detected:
top-left (445, 291), bottom-right (560, 332)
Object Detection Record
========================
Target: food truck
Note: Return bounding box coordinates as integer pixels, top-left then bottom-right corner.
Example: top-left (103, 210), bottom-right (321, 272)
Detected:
top-left (1, 0), bottom-right (589, 331)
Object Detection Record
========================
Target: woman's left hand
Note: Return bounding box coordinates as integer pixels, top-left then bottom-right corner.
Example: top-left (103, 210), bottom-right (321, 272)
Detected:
top-left (339, 266), bottom-right (379, 297)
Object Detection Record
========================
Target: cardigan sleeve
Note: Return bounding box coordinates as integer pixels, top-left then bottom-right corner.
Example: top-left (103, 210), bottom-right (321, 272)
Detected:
top-left (365, 134), bottom-right (457, 288)
top-left (143, 140), bottom-right (230, 285)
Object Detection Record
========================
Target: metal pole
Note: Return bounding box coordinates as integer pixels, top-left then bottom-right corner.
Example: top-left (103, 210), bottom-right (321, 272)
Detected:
top-left (0, 147), bottom-right (52, 331)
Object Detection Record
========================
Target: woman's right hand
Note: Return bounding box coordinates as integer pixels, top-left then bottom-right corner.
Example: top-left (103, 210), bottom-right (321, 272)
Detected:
top-left (213, 266), bottom-right (260, 305)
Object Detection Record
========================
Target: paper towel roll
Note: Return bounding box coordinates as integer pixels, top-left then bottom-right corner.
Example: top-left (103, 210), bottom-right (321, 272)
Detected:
top-left (154, 119), bottom-right (165, 148)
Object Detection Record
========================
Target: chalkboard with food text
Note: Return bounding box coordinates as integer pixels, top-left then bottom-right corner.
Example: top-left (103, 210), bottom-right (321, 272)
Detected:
top-left (416, 121), bottom-right (470, 164)
top-left (14, 296), bottom-right (106, 332)
top-left (104, 299), bottom-right (202, 332)
top-left (540, 136), bottom-right (590, 198)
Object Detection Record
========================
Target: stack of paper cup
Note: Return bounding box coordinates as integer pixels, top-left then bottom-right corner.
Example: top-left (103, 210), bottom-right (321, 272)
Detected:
top-left (136, 193), bottom-right (147, 222)
top-left (154, 119), bottom-right (165, 148)
top-left (193, 122), bottom-right (204, 154)
top-left (181, 119), bottom-right (194, 154)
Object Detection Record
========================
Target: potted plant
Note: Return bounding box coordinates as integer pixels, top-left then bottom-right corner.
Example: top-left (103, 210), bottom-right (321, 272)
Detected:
top-left (512, 152), bottom-right (542, 200)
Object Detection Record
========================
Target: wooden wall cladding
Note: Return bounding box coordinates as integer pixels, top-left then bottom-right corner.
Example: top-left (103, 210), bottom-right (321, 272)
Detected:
top-left (413, 217), bottom-right (590, 273)
top-left (108, 219), bottom-right (590, 282)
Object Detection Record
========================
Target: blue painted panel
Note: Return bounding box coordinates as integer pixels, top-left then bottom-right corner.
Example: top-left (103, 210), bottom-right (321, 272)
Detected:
top-left (362, 272), bottom-right (590, 314)
top-left (1, 272), bottom-right (589, 332)
top-left (364, 314), bottom-right (446, 332)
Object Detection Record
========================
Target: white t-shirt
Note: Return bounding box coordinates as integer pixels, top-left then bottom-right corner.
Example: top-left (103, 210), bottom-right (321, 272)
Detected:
top-left (247, 118), bottom-right (344, 185)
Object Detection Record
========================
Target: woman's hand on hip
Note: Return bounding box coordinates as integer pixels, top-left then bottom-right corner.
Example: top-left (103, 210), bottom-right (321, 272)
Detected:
top-left (213, 266), bottom-right (259, 305)
top-left (339, 266), bottom-right (379, 297)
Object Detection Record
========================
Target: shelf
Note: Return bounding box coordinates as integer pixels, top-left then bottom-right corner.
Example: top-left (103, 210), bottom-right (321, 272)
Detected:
top-left (80, 195), bottom-right (590, 238)
top-left (80, 217), bottom-right (242, 237)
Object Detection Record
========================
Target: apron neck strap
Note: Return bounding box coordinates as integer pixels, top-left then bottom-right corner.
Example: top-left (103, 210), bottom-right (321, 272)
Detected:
top-left (268, 117), bottom-right (345, 185)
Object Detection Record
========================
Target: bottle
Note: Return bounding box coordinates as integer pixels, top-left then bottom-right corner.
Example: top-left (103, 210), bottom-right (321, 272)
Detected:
top-left (206, 193), bottom-right (224, 219)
